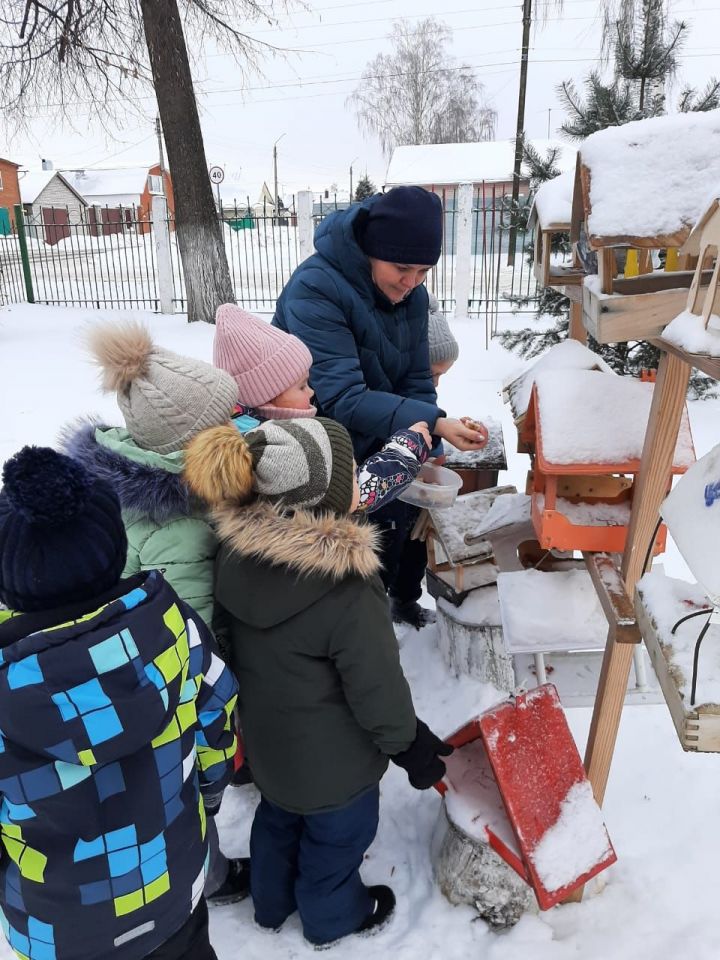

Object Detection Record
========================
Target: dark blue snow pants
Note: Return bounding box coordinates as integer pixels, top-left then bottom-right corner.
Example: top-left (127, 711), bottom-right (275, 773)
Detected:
top-left (250, 786), bottom-right (379, 945)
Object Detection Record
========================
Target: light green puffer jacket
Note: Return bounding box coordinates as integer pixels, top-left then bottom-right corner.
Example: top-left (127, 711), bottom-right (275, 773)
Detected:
top-left (63, 422), bottom-right (218, 629)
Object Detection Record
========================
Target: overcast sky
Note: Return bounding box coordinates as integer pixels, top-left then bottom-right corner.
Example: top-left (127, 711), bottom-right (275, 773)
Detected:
top-left (3, 0), bottom-right (719, 200)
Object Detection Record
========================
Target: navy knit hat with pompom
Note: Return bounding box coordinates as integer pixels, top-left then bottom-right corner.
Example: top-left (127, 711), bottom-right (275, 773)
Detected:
top-left (0, 446), bottom-right (127, 612)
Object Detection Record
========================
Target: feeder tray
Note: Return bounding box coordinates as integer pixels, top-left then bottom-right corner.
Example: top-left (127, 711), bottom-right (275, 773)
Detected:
top-left (522, 374), bottom-right (694, 555)
top-left (636, 571), bottom-right (720, 752)
top-left (434, 684), bottom-right (617, 910)
top-left (442, 417), bottom-right (507, 495)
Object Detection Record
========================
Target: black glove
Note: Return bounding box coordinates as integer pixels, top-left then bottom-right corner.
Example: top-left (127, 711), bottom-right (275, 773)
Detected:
top-left (203, 791), bottom-right (224, 817)
top-left (391, 719), bottom-right (454, 790)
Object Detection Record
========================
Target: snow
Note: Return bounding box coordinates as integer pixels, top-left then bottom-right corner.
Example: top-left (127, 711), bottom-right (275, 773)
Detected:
top-left (442, 417), bottom-right (506, 469)
top-left (497, 570), bottom-right (608, 654)
top-left (62, 166), bottom-right (150, 203)
top-left (536, 494), bottom-right (632, 526)
top-left (384, 139), bottom-right (576, 188)
top-left (534, 369), bottom-right (695, 466)
top-left (662, 309), bottom-right (720, 358)
top-left (529, 781), bottom-right (613, 894)
top-left (661, 442), bottom-right (720, 605)
top-left (532, 170), bottom-right (575, 229)
top-left (504, 339), bottom-right (615, 422)
top-left (439, 585), bottom-right (502, 628)
top-left (430, 488), bottom-right (517, 565)
top-left (443, 738), bottom-right (521, 854)
top-left (637, 571), bottom-right (719, 707)
top-left (471, 493), bottom-right (532, 539)
top-left (18, 170), bottom-right (59, 204)
top-left (2, 302), bottom-right (720, 960)
top-left (580, 110), bottom-right (720, 241)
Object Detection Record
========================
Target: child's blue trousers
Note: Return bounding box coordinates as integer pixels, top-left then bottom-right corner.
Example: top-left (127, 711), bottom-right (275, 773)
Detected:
top-left (250, 785), bottom-right (380, 945)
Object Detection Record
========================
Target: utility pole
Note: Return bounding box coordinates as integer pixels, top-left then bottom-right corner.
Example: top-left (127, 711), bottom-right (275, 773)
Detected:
top-left (350, 156), bottom-right (358, 202)
top-left (508, 0), bottom-right (533, 266)
top-left (273, 133), bottom-right (286, 226)
top-left (155, 114), bottom-right (168, 199)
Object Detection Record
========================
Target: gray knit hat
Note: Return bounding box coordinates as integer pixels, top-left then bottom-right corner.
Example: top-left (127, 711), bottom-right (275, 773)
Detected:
top-left (86, 321), bottom-right (239, 454)
top-left (428, 295), bottom-right (459, 366)
top-left (249, 418), bottom-right (355, 514)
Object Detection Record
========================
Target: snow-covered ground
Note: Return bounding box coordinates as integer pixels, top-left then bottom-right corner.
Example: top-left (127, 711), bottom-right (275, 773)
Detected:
top-left (1, 302), bottom-right (719, 960)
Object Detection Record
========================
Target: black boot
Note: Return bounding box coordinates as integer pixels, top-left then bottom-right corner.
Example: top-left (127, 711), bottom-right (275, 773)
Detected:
top-left (206, 857), bottom-right (250, 906)
top-left (391, 599), bottom-right (436, 629)
top-left (356, 885), bottom-right (396, 936)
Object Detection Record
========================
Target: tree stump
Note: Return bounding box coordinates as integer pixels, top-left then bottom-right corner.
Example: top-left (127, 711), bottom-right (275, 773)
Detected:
top-left (436, 588), bottom-right (514, 690)
top-left (432, 805), bottom-right (534, 928)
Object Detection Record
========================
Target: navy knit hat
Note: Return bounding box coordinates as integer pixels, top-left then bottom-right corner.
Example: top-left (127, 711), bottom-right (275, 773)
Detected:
top-left (360, 186), bottom-right (443, 266)
top-left (0, 446), bottom-right (128, 612)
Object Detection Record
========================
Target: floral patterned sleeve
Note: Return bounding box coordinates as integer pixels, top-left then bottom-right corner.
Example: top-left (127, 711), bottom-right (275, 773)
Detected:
top-left (355, 429), bottom-right (430, 514)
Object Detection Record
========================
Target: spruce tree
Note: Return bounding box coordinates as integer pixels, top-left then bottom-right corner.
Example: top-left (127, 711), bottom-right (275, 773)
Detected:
top-left (354, 175), bottom-right (377, 201)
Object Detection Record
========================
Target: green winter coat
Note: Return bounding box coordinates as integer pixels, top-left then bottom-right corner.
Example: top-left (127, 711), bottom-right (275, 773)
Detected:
top-left (63, 422), bottom-right (218, 629)
top-left (212, 500), bottom-right (418, 814)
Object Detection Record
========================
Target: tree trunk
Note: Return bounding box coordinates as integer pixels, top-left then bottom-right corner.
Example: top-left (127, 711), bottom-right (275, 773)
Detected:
top-left (140, 0), bottom-right (235, 323)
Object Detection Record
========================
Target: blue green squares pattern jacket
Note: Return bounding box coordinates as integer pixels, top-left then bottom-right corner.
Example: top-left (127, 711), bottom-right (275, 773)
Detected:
top-left (0, 571), bottom-right (238, 960)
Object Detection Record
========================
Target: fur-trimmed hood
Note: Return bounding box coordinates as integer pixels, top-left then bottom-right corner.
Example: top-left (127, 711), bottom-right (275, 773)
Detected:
top-left (214, 499), bottom-right (381, 582)
top-left (61, 419), bottom-right (196, 524)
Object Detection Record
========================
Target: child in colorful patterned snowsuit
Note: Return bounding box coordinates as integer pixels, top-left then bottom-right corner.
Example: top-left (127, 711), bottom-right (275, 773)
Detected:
top-left (62, 321), bottom-right (247, 905)
top-left (213, 303), bottom-right (432, 514)
top-left (0, 446), bottom-right (238, 960)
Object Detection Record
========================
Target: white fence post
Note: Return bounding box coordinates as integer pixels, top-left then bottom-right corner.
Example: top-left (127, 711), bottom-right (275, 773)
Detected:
top-left (453, 182), bottom-right (474, 324)
top-left (297, 190), bottom-right (314, 263)
top-left (151, 196), bottom-right (174, 315)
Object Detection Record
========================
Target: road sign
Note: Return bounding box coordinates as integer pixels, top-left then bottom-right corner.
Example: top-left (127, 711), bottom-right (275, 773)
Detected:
top-left (209, 166), bottom-right (225, 185)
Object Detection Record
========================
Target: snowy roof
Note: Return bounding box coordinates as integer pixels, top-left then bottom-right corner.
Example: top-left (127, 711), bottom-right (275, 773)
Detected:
top-left (579, 109), bottom-right (720, 246)
top-left (531, 170), bottom-right (575, 229)
top-left (19, 170), bottom-right (87, 205)
top-left (62, 166), bottom-right (151, 202)
top-left (680, 193), bottom-right (720, 256)
top-left (384, 139), bottom-right (577, 187)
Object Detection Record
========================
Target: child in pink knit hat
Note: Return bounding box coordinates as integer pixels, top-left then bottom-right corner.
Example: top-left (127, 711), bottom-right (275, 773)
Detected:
top-left (213, 304), bottom-right (432, 515)
top-left (214, 304), bottom-right (316, 420)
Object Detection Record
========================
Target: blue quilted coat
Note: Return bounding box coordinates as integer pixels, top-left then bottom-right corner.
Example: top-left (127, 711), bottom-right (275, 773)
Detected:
top-left (0, 570), bottom-right (237, 960)
top-left (273, 198), bottom-right (444, 460)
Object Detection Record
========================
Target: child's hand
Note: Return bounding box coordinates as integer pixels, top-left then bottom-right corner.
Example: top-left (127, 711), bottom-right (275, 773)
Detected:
top-left (408, 421), bottom-right (432, 449)
top-left (435, 417), bottom-right (488, 451)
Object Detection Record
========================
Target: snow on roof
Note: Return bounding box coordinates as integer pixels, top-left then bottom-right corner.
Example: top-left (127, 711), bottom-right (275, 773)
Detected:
top-left (534, 368), bottom-right (695, 466)
top-left (384, 139), bottom-right (577, 187)
top-left (19, 170), bottom-right (87, 205)
top-left (19, 170), bottom-right (56, 203)
top-left (62, 167), bottom-right (150, 201)
top-left (532, 170), bottom-right (575, 229)
top-left (580, 109), bottom-right (720, 243)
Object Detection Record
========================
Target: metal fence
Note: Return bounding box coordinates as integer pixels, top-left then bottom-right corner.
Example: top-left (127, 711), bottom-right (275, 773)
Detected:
top-left (0, 189), bottom-right (540, 334)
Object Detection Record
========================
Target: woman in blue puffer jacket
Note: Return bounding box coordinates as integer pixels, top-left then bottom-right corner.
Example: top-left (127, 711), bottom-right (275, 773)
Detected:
top-left (273, 186), bottom-right (487, 628)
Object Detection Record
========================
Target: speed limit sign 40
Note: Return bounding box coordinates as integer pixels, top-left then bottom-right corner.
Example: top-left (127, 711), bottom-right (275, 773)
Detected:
top-left (209, 166), bottom-right (225, 185)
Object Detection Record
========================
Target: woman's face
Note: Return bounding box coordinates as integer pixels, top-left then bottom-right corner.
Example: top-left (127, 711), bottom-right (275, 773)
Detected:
top-left (369, 258), bottom-right (432, 304)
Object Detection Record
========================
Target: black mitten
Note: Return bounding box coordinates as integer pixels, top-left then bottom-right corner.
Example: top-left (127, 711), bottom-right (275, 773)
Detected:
top-left (391, 718), bottom-right (454, 790)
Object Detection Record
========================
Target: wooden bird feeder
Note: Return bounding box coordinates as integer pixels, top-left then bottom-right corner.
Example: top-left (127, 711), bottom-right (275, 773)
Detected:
top-left (521, 370), bottom-right (694, 554)
top-left (570, 112), bottom-right (720, 344)
top-left (530, 170), bottom-right (585, 294)
top-left (434, 684), bottom-right (617, 910)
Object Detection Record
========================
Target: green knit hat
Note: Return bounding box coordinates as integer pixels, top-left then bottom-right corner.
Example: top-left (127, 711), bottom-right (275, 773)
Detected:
top-left (247, 418), bottom-right (355, 515)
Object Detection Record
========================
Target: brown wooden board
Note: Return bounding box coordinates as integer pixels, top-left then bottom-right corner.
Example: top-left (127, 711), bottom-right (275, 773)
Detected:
top-left (583, 284), bottom-right (689, 345)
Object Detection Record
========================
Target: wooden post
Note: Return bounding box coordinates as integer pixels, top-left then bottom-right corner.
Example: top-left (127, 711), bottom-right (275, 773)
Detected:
top-left (584, 350), bottom-right (691, 805)
top-left (598, 248), bottom-right (617, 295)
top-left (569, 299), bottom-right (587, 343)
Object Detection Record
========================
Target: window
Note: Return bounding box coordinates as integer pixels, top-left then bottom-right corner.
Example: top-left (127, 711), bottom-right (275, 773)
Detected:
top-left (0, 172), bottom-right (4, 191)
top-left (147, 174), bottom-right (163, 195)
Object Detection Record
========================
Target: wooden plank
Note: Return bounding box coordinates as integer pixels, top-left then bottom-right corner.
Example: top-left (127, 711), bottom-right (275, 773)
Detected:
top-left (583, 350), bottom-right (691, 807)
top-left (587, 228), bottom-right (691, 251)
top-left (584, 553), bottom-right (640, 645)
top-left (651, 337), bottom-right (720, 381)
top-left (570, 155), bottom-right (584, 245)
top-left (584, 286), bottom-right (690, 345)
top-left (611, 270), bottom-right (709, 296)
top-left (557, 475), bottom-right (632, 499)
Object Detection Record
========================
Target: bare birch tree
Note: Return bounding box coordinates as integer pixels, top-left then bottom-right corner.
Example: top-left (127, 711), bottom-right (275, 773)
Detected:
top-left (349, 19), bottom-right (497, 157)
top-left (0, 1), bottom-right (280, 323)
